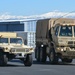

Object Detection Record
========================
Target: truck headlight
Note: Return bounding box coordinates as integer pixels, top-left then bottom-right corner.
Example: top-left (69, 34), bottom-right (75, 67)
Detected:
top-left (61, 48), bottom-right (64, 51)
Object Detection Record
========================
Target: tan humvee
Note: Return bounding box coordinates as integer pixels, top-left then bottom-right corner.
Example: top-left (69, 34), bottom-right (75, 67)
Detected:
top-left (35, 18), bottom-right (75, 64)
top-left (0, 32), bottom-right (34, 66)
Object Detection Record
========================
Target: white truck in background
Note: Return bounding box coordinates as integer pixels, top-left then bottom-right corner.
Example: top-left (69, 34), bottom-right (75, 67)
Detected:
top-left (16, 32), bottom-right (35, 48)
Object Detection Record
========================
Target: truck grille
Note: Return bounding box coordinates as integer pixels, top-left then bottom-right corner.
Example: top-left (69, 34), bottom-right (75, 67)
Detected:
top-left (68, 41), bottom-right (73, 44)
top-left (68, 41), bottom-right (75, 46)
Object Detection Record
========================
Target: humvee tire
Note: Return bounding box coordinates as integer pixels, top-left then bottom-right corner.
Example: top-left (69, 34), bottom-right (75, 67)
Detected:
top-left (0, 48), bottom-right (8, 66)
top-left (2, 55), bottom-right (8, 66)
top-left (24, 54), bottom-right (33, 67)
top-left (0, 54), bottom-right (8, 66)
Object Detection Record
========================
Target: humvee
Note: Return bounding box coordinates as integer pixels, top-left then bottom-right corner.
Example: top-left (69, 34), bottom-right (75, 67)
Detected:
top-left (0, 32), bottom-right (34, 66)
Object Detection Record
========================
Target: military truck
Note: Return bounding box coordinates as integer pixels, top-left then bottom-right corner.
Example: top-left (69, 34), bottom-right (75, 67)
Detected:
top-left (0, 32), bottom-right (34, 66)
top-left (35, 18), bottom-right (75, 64)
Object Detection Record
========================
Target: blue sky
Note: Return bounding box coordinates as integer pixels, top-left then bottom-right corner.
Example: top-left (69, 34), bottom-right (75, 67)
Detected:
top-left (0, 0), bottom-right (75, 16)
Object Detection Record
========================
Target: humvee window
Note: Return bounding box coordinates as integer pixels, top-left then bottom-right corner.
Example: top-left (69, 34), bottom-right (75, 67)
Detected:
top-left (0, 38), bottom-right (8, 43)
top-left (10, 38), bottom-right (22, 44)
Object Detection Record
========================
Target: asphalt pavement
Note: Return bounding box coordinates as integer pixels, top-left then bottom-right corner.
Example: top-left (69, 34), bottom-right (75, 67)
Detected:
top-left (0, 53), bottom-right (75, 75)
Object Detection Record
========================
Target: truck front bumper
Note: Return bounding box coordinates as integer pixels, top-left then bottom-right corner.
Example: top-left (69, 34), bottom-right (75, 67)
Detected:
top-left (56, 47), bottom-right (75, 58)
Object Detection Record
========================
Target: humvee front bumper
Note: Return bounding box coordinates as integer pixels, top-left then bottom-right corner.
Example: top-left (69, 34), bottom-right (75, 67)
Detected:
top-left (10, 48), bottom-right (34, 53)
top-left (9, 48), bottom-right (34, 58)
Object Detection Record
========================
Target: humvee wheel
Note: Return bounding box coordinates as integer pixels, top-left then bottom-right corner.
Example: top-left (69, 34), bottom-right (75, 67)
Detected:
top-left (49, 48), bottom-right (58, 64)
top-left (24, 54), bottom-right (33, 67)
top-left (0, 54), bottom-right (8, 66)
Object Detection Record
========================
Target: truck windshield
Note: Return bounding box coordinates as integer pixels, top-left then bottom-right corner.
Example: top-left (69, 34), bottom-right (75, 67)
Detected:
top-left (59, 26), bottom-right (72, 37)
top-left (0, 38), bottom-right (8, 43)
top-left (74, 26), bottom-right (75, 36)
top-left (10, 38), bottom-right (22, 44)
top-left (55, 26), bottom-right (59, 36)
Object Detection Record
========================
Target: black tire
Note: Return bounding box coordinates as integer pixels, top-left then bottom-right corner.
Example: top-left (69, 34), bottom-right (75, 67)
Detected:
top-left (40, 47), bottom-right (47, 62)
top-left (3, 55), bottom-right (8, 66)
top-left (0, 54), bottom-right (8, 66)
top-left (24, 54), bottom-right (33, 67)
top-left (0, 48), bottom-right (8, 66)
top-left (62, 58), bottom-right (73, 63)
top-left (35, 47), bottom-right (40, 62)
top-left (49, 48), bottom-right (58, 64)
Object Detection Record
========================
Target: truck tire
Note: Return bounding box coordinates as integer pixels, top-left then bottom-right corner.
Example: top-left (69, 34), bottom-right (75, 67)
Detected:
top-left (40, 47), bottom-right (46, 62)
top-left (35, 47), bottom-right (40, 62)
top-left (49, 48), bottom-right (58, 64)
top-left (24, 54), bottom-right (33, 67)
top-left (62, 58), bottom-right (73, 63)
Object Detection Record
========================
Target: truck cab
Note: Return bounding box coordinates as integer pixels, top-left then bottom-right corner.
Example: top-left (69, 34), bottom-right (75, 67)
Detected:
top-left (52, 23), bottom-right (75, 60)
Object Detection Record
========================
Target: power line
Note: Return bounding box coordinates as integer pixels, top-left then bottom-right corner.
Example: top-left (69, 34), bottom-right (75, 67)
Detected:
top-left (54, 10), bottom-right (75, 22)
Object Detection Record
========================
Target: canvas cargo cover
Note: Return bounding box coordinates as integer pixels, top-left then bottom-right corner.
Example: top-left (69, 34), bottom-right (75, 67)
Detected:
top-left (50, 18), bottom-right (75, 26)
top-left (36, 18), bottom-right (75, 39)
top-left (36, 19), bottom-right (50, 39)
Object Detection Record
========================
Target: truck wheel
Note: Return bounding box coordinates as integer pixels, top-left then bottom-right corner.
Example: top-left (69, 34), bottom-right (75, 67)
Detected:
top-left (40, 47), bottom-right (46, 62)
top-left (35, 47), bottom-right (40, 62)
top-left (49, 48), bottom-right (58, 64)
top-left (24, 54), bottom-right (33, 67)
top-left (62, 58), bottom-right (73, 63)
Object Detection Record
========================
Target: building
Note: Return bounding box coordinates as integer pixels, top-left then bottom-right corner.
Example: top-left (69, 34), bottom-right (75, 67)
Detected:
top-left (0, 21), bottom-right (24, 31)
top-left (0, 21), bottom-right (36, 48)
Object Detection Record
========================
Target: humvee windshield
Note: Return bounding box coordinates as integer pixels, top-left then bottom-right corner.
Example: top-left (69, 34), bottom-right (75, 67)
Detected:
top-left (10, 38), bottom-right (22, 44)
top-left (0, 38), bottom-right (8, 43)
top-left (59, 26), bottom-right (72, 37)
